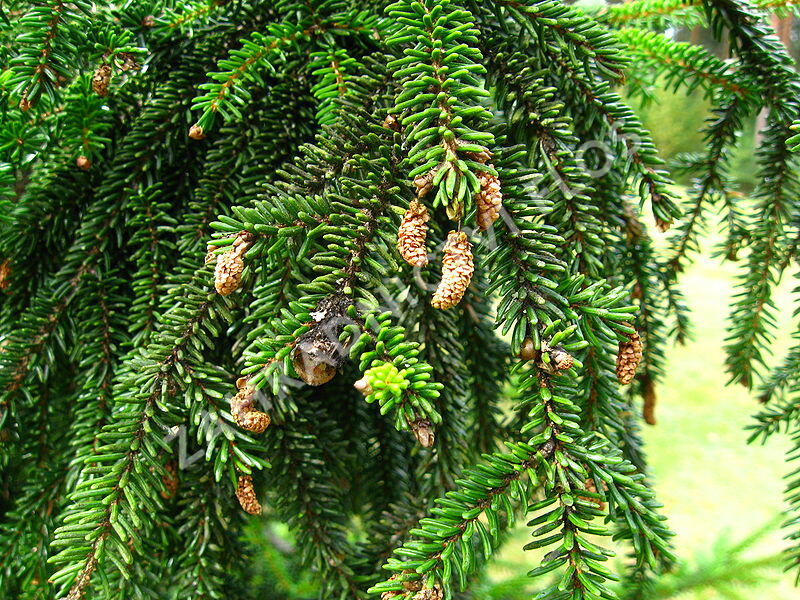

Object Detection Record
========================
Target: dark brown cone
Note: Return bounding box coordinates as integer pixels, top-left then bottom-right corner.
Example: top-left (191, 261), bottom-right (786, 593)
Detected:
top-left (235, 475), bottom-right (262, 515)
top-left (616, 329), bottom-right (643, 385)
top-left (642, 374), bottom-right (657, 425)
top-left (397, 200), bottom-right (430, 267)
top-left (0, 260), bottom-right (11, 291)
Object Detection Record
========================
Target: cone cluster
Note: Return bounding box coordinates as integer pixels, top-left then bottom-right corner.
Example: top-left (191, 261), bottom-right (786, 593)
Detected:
top-left (230, 377), bottom-right (270, 434)
top-left (616, 329), bottom-right (643, 385)
top-left (476, 168), bottom-right (502, 230)
top-left (214, 231), bottom-right (254, 295)
top-left (397, 200), bottom-right (430, 268)
top-left (235, 474), bottom-right (262, 515)
top-left (431, 231), bottom-right (473, 310)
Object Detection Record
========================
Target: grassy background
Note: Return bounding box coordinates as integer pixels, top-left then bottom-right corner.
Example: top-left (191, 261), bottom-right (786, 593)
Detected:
top-left (485, 217), bottom-right (797, 599)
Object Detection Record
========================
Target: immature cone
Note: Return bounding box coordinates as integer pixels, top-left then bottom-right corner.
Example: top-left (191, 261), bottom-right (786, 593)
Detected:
top-left (476, 168), bottom-right (502, 230)
top-left (616, 329), bottom-right (643, 385)
top-left (76, 155), bottom-right (91, 171)
top-left (92, 64), bottom-right (112, 97)
top-left (188, 124), bottom-right (205, 140)
top-left (354, 376), bottom-right (373, 396)
top-left (235, 475), bottom-right (262, 515)
top-left (142, 15), bottom-right (155, 27)
top-left (431, 231), bottom-right (473, 310)
top-left (397, 200), bottom-right (430, 267)
top-left (19, 97), bottom-right (32, 112)
top-left (214, 231), bottom-right (254, 295)
top-left (230, 377), bottom-right (270, 434)
top-left (519, 337), bottom-right (537, 361)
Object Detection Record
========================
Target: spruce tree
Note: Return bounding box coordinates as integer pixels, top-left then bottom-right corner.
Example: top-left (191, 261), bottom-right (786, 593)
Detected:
top-left (1, 0), bottom-right (800, 599)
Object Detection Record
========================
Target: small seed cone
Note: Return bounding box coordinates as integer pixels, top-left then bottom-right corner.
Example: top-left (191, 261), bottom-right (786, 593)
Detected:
top-left (476, 168), bottom-right (502, 230)
top-left (616, 329), bottom-right (643, 385)
top-left (431, 231), bottom-right (473, 310)
top-left (235, 475), bottom-right (262, 515)
top-left (413, 168), bottom-right (437, 198)
top-left (92, 64), bottom-right (112, 97)
top-left (397, 200), bottom-right (430, 267)
top-left (230, 378), bottom-right (270, 434)
top-left (76, 155), bottom-right (91, 171)
top-left (188, 124), bottom-right (205, 140)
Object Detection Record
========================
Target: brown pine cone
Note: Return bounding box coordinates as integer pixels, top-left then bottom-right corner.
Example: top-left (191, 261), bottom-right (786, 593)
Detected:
top-left (476, 168), bottom-right (502, 230)
top-left (214, 232), bottom-right (254, 295)
top-left (0, 259), bottom-right (11, 291)
top-left (431, 231), bottom-right (473, 310)
top-left (92, 64), bottom-right (112, 97)
top-left (235, 475), bottom-right (262, 515)
top-left (397, 200), bottom-right (430, 267)
top-left (230, 377), bottom-right (270, 434)
top-left (616, 329), bottom-right (643, 385)
top-left (188, 124), bottom-right (205, 140)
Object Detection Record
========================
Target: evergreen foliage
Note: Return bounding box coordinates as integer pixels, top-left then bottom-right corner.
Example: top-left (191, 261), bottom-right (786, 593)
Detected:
top-left (1, 0), bottom-right (800, 598)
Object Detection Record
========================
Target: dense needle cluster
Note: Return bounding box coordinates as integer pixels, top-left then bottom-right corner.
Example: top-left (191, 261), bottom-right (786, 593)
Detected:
top-left (1, 0), bottom-right (800, 599)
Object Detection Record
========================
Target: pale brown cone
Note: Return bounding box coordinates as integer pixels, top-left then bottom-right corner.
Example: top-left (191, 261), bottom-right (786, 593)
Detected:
top-left (476, 168), bottom-right (502, 230)
top-left (236, 475), bottom-right (262, 515)
top-left (354, 377), bottom-right (373, 396)
top-left (230, 378), bottom-right (270, 434)
top-left (413, 585), bottom-right (443, 600)
top-left (616, 329), bottom-right (643, 385)
top-left (655, 217), bottom-right (672, 232)
top-left (188, 124), bottom-right (205, 140)
top-left (397, 200), bottom-right (430, 267)
top-left (413, 169), bottom-right (436, 198)
top-left (431, 231), bottom-right (473, 310)
top-left (92, 64), bottom-right (112, 97)
top-left (19, 97), bottom-right (32, 112)
top-left (214, 231), bottom-right (254, 295)
top-left (76, 155), bottom-right (91, 171)
top-left (550, 347), bottom-right (574, 371)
